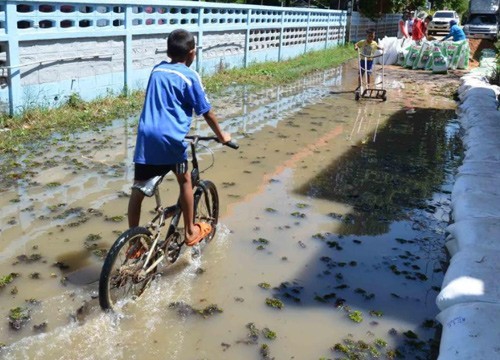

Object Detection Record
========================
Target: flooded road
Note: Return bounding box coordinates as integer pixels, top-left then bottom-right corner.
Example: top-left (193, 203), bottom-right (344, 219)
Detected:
top-left (0, 61), bottom-right (463, 359)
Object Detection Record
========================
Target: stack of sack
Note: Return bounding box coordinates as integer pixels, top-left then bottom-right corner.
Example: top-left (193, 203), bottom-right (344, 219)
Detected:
top-left (435, 51), bottom-right (500, 359)
top-left (374, 37), bottom-right (470, 73)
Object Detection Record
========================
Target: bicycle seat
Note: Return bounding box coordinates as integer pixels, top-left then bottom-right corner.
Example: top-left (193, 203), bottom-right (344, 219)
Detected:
top-left (132, 176), bottom-right (163, 197)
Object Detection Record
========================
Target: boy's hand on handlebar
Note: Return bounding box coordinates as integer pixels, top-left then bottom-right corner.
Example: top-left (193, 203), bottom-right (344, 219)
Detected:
top-left (218, 131), bottom-right (239, 149)
top-left (218, 131), bottom-right (232, 144)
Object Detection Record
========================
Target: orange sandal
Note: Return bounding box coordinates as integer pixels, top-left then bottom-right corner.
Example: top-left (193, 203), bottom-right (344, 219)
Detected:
top-left (185, 223), bottom-right (212, 246)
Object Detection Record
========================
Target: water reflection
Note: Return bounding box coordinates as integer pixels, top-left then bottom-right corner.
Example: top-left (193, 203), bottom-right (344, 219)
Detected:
top-left (296, 108), bottom-right (457, 235)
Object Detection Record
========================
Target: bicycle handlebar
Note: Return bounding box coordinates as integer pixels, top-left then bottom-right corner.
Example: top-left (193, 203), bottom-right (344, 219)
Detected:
top-left (185, 135), bottom-right (239, 149)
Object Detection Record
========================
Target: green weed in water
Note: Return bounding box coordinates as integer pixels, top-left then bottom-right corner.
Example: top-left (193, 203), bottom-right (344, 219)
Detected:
top-left (9, 307), bottom-right (30, 321)
top-left (85, 233), bottom-right (102, 242)
top-left (348, 310), bottom-right (363, 323)
top-left (262, 327), bottom-right (276, 340)
top-left (258, 282), bottom-right (271, 289)
top-left (265, 298), bottom-right (284, 309)
top-left (0, 273), bottom-right (19, 288)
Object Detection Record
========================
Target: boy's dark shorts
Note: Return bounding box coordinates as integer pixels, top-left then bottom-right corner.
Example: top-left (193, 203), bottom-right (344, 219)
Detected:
top-left (134, 162), bottom-right (188, 181)
top-left (359, 59), bottom-right (374, 74)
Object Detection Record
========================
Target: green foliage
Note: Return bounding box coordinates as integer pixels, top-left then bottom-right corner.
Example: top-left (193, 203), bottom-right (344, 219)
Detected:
top-left (362, 0), bottom-right (427, 14)
top-left (432, 0), bottom-right (468, 13)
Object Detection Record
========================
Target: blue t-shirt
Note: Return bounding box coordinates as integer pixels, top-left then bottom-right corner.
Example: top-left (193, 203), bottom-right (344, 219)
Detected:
top-left (445, 24), bottom-right (466, 41)
top-left (133, 62), bottom-right (211, 165)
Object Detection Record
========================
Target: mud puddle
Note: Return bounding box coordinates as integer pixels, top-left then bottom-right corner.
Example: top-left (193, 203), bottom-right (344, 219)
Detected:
top-left (0, 60), bottom-right (463, 359)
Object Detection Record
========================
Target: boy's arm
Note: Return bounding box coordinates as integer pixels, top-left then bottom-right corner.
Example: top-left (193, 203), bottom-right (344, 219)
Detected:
top-left (202, 110), bottom-right (231, 144)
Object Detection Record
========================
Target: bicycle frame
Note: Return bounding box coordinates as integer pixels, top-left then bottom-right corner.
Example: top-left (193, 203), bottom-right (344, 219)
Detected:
top-left (132, 136), bottom-right (213, 275)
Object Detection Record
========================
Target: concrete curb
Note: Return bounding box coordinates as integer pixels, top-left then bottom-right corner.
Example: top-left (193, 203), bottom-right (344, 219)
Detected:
top-left (436, 54), bottom-right (500, 359)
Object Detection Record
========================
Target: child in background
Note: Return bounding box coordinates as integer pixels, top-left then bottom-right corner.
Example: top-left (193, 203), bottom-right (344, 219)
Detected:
top-left (129, 29), bottom-right (231, 246)
top-left (354, 29), bottom-right (384, 89)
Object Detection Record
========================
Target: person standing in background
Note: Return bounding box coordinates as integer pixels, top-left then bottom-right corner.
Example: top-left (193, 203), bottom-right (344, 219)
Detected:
top-left (412, 14), bottom-right (433, 43)
top-left (407, 11), bottom-right (415, 37)
top-left (398, 12), bottom-right (410, 39)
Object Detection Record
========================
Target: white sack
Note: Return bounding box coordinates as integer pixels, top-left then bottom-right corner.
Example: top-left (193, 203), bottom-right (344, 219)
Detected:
top-left (457, 161), bottom-right (500, 178)
top-left (457, 111), bottom-right (500, 130)
top-left (462, 127), bottom-right (500, 146)
top-left (375, 36), bottom-right (399, 65)
top-left (452, 192), bottom-right (500, 221)
top-left (452, 174), bottom-right (500, 199)
top-left (458, 86), bottom-right (500, 102)
top-left (436, 302), bottom-right (500, 360)
top-left (436, 249), bottom-right (500, 310)
top-left (465, 143), bottom-right (500, 161)
top-left (446, 218), bottom-right (500, 255)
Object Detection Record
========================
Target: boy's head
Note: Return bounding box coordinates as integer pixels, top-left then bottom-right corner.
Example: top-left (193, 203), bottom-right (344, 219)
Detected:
top-left (424, 15), bottom-right (433, 24)
top-left (167, 29), bottom-right (196, 65)
top-left (366, 29), bottom-right (375, 41)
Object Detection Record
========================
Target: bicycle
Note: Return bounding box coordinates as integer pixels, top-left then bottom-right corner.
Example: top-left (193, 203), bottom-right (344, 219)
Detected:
top-left (98, 135), bottom-right (238, 311)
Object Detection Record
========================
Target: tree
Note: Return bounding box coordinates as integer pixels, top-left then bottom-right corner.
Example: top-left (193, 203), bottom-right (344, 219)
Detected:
top-left (358, 0), bottom-right (427, 19)
top-left (431, 0), bottom-right (468, 13)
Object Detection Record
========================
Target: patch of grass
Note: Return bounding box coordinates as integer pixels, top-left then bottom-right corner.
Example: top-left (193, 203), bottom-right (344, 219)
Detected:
top-left (0, 46), bottom-right (355, 156)
top-left (0, 90), bottom-right (144, 154)
top-left (204, 45), bottom-right (355, 93)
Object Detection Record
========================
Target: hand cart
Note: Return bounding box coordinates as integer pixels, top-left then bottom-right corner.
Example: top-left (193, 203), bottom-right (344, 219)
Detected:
top-left (355, 51), bottom-right (387, 102)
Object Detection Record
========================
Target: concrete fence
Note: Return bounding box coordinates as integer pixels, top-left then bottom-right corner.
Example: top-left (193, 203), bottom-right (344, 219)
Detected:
top-left (0, 1), bottom-right (398, 115)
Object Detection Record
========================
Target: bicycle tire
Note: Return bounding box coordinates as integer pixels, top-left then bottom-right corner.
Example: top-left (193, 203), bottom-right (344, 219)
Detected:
top-left (194, 180), bottom-right (219, 243)
top-left (98, 227), bottom-right (158, 311)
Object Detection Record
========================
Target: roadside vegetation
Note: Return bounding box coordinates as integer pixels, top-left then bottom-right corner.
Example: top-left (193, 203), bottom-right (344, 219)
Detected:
top-left (0, 45), bottom-right (355, 155)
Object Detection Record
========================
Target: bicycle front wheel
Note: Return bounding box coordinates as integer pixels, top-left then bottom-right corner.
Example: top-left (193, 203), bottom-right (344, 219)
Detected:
top-left (99, 227), bottom-right (157, 311)
top-left (194, 180), bottom-right (219, 243)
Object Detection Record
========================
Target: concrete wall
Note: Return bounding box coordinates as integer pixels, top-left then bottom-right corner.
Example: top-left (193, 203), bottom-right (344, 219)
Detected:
top-left (0, 1), bottom-right (398, 115)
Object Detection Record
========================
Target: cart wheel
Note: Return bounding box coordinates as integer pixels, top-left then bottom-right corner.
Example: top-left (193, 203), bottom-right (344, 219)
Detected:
top-left (355, 91), bottom-right (360, 101)
top-left (382, 95), bottom-right (387, 102)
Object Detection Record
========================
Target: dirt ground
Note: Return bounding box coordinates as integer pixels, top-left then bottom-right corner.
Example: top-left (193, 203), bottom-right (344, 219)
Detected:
top-left (468, 38), bottom-right (496, 67)
top-left (382, 38), bottom-right (496, 100)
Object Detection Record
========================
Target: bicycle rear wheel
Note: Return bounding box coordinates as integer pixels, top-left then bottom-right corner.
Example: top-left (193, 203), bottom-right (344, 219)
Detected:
top-left (194, 180), bottom-right (219, 243)
top-left (99, 227), bottom-right (158, 311)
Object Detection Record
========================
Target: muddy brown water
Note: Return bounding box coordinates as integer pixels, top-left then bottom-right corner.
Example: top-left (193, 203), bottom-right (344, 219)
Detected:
top-left (0, 61), bottom-right (463, 359)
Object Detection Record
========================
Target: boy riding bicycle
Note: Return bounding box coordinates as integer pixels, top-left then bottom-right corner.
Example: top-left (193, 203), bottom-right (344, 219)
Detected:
top-left (128, 29), bottom-right (231, 247)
